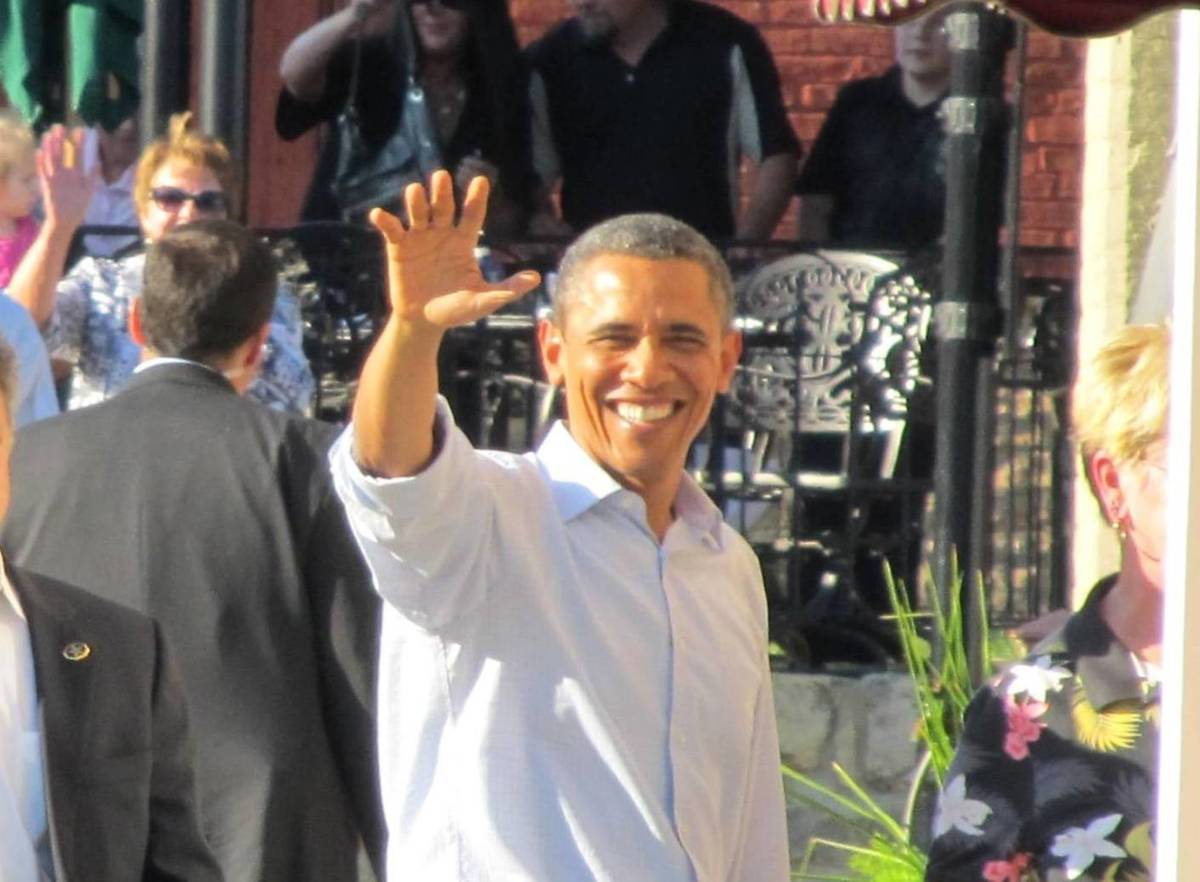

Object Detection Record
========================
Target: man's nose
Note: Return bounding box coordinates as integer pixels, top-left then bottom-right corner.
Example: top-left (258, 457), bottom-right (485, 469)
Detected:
top-left (623, 338), bottom-right (671, 386)
top-left (176, 199), bottom-right (199, 223)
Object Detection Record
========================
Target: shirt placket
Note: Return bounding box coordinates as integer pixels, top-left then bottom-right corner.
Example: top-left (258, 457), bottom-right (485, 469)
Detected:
top-left (660, 532), bottom-right (702, 882)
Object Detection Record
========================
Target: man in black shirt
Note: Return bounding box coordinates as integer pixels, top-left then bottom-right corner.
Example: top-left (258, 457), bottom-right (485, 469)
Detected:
top-left (796, 9), bottom-right (951, 249)
top-left (528, 0), bottom-right (800, 242)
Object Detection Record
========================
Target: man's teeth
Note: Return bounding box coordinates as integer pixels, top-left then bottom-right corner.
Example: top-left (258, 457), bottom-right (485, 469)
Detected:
top-left (615, 402), bottom-right (674, 423)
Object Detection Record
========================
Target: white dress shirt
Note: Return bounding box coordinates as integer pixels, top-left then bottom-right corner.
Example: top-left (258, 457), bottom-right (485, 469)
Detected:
top-left (331, 400), bottom-right (789, 882)
top-left (0, 558), bottom-right (51, 881)
top-left (80, 162), bottom-right (138, 258)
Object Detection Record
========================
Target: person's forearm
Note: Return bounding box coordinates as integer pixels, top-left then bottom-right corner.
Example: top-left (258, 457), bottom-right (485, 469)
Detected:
top-left (352, 315), bottom-right (445, 478)
top-left (736, 153), bottom-right (798, 242)
top-left (279, 5), bottom-right (361, 104)
top-left (8, 220), bottom-right (74, 328)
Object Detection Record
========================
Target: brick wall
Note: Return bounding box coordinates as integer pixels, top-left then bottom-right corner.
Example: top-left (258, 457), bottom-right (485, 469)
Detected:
top-left (508, 0), bottom-right (1085, 247)
top-left (251, 0), bottom-right (1086, 248)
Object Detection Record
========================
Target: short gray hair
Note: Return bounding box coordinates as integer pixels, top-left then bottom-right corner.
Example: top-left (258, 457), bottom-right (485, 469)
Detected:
top-left (553, 213), bottom-right (734, 327)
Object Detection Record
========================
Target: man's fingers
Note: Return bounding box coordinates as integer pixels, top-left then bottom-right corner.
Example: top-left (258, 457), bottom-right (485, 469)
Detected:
top-left (428, 169), bottom-right (455, 228)
top-left (404, 180), bottom-right (431, 230)
top-left (369, 207), bottom-right (407, 244)
top-left (459, 176), bottom-right (490, 241)
top-left (498, 270), bottom-right (542, 299)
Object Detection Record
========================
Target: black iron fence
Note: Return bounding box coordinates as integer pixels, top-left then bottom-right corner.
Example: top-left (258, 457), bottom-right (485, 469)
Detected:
top-left (80, 224), bottom-right (1072, 667)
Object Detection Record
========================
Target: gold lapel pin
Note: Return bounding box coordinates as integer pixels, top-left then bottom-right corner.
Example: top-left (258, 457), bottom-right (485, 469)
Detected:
top-left (62, 642), bottom-right (92, 662)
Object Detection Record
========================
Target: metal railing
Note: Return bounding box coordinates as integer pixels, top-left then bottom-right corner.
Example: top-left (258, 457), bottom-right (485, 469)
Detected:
top-left (75, 225), bottom-right (1074, 667)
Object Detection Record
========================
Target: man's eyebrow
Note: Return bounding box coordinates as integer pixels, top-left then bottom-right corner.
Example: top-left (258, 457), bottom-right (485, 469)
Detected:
top-left (664, 322), bottom-right (709, 337)
top-left (587, 322), bottom-right (637, 337)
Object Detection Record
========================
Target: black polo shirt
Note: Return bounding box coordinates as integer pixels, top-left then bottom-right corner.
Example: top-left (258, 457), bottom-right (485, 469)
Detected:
top-left (797, 66), bottom-right (947, 249)
top-left (528, 0), bottom-right (799, 240)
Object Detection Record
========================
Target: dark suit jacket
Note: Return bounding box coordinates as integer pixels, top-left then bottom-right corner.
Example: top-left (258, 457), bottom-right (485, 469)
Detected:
top-left (4, 363), bottom-right (384, 882)
top-left (12, 565), bottom-right (222, 882)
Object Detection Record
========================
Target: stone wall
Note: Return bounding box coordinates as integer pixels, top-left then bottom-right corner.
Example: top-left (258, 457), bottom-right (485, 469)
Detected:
top-left (774, 671), bottom-right (924, 872)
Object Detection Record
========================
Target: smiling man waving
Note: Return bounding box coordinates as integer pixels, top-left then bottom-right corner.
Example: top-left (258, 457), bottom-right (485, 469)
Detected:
top-left (331, 170), bottom-right (789, 881)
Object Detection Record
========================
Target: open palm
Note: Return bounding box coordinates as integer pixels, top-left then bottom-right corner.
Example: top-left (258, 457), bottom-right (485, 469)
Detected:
top-left (370, 171), bottom-right (540, 330)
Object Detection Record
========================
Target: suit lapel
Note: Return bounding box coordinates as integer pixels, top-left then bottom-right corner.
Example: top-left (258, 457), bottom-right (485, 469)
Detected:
top-left (13, 569), bottom-right (97, 882)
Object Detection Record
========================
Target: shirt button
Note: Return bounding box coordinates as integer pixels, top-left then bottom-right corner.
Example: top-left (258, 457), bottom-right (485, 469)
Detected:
top-left (625, 72), bottom-right (635, 84)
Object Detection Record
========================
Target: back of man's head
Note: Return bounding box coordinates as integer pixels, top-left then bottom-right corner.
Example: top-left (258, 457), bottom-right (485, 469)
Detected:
top-left (141, 219), bottom-right (277, 364)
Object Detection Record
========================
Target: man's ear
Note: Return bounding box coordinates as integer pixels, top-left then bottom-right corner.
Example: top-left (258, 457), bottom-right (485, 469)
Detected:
top-left (537, 318), bottom-right (565, 386)
top-left (129, 298), bottom-right (147, 347)
top-left (242, 322), bottom-right (272, 371)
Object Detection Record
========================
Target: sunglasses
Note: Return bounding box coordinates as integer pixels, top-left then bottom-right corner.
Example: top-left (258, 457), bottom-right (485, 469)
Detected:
top-left (149, 186), bottom-right (227, 214)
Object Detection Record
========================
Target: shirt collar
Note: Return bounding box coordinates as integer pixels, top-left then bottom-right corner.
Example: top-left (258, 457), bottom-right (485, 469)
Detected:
top-left (1057, 576), bottom-right (1152, 708)
top-left (103, 163), bottom-right (135, 193)
top-left (536, 421), bottom-right (725, 547)
top-left (134, 356), bottom-right (222, 376)
top-left (0, 552), bottom-right (23, 622)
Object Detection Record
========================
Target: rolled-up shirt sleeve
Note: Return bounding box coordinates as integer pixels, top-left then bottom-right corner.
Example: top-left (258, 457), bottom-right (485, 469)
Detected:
top-left (329, 398), bottom-right (494, 630)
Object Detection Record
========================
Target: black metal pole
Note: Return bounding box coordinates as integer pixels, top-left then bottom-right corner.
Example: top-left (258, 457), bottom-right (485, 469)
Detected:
top-left (198, 0), bottom-right (250, 167)
top-left (140, 0), bottom-right (191, 145)
top-left (932, 2), bottom-right (1011, 681)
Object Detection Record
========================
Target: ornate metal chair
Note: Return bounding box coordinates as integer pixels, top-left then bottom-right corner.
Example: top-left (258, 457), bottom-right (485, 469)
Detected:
top-left (701, 250), bottom-right (935, 665)
top-left (266, 223), bottom-right (387, 421)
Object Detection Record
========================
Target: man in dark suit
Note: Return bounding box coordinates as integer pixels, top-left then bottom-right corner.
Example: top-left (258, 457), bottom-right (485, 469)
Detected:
top-left (0, 340), bottom-right (222, 882)
top-left (3, 220), bottom-right (384, 882)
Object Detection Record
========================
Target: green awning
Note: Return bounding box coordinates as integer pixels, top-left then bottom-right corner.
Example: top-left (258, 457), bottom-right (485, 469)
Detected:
top-left (0, 0), bottom-right (142, 129)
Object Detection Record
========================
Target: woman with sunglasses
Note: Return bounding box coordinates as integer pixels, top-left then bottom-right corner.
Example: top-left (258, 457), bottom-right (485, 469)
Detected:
top-left (277, 0), bottom-right (535, 233)
top-left (10, 113), bottom-right (314, 414)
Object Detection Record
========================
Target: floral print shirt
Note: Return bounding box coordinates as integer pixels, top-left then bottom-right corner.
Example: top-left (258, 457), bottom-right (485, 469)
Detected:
top-left (926, 577), bottom-right (1157, 882)
top-left (46, 252), bottom-right (314, 414)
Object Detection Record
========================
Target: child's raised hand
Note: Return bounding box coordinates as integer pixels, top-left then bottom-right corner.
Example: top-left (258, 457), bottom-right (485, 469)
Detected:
top-left (37, 126), bottom-right (98, 232)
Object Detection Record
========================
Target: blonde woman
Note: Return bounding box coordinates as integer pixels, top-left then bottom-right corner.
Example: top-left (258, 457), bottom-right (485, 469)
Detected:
top-left (926, 323), bottom-right (1166, 882)
top-left (11, 114), bottom-right (313, 413)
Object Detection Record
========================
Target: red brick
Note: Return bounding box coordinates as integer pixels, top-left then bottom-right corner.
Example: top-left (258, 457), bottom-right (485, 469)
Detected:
top-left (1021, 200), bottom-right (1080, 229)
top-left (764, 27), bottom-right (812, 55)
top-left (1026, 33), bottom-right (1064, 59)
top-left (799, 83), bottom-right (840, 111)
top-left (1022, 173), bottom-right (1056, 200)
top-left (1025, 114), bottom-right (1083, 145)
top-left (1022, 90), bottom-right (1058, 117)
top-left (807, 27), bottom-right (892, 57)
top-left (1056, 172), bottom-right (1081, 200)
top-left (1019, 229), bottom-right (1058, 248)
top-left (1026, 60), bottom-right (1083, 85)
top-left (776, 55), bottom-right (859, 85)
top-left (762, 2), bottom-right (813, 24)
top-left (1054, 88), bottom-right (1085, 116)
top-left (1039, 147), bottom-right (1080, 174)
top-left (795, 113), bottom-right (826, 142)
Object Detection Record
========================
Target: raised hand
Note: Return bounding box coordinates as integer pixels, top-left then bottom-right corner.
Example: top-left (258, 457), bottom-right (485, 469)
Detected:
top-left (37, 125), bottom-right (98, 233)
top-left (349, 0), bottom-right (399, 38)
top-left (370, 170), bottom-right (540, 331)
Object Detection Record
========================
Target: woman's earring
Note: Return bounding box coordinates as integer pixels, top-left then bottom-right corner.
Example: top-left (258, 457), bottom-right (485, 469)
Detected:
top-left (1110, 518), bottom-right (1127, 542)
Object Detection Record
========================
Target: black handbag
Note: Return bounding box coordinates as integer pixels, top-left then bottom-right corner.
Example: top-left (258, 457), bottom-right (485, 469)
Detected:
top-left (332, 4), bottom-right (442, 221)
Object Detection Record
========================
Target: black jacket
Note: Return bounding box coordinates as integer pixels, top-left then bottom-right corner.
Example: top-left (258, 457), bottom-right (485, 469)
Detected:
top-left (3, 363), bottom-right (384, 882)
top-left (12, 565), bottom-right (222, 882)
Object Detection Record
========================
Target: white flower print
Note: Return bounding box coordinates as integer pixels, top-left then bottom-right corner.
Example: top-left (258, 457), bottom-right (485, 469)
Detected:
top-left (1050, 813), bottom-right (1127, 879)
top-left (1006, 655), bottom-right (1072, 703)
top-left (933, 774), bottom-right (992, 838)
